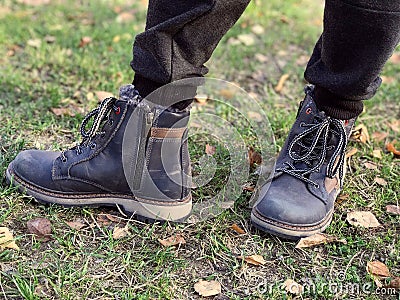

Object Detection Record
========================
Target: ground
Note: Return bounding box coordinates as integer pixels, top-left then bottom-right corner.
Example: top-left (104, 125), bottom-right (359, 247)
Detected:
top-left (0, 0), bottom-right (399, 299)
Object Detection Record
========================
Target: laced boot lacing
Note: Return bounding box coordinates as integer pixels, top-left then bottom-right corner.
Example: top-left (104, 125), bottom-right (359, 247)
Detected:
top-left (277, 114), bottom-right (348, 189)
top-left (60, 97), bottom-right (123, 162)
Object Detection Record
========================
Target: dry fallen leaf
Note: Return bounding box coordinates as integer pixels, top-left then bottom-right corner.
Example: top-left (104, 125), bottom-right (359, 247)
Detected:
top-left (17, 0), bottom-right (50, 5)
top-left (283, 279), bottom-right (303, 295)
top-left (336, 193), bottom-right (350, 205)
top-left (158, 234), bottom-right (186, 247)
top-left (242, 183), bottom-right (255, 192)
top-left (238, 254), bottom-right (266, 266)
top-left (351, 124), bottom-right (370, 144)
top-left (95, 91), bottom-right (114, 101)
top-left (388, 120), bottom-right (400, 132)
top-left (66, 220), bottom-right (86, 231)
top-left (371, 131), bottom-right (389, 142)
top-left (374, 177), bottom-right (387, 186)
top-left (346, 211), bottom-right (381, 228)
top-left (381, 76), bottom-right (395, 84)
top-left (248, 147), bottom-right (262, 165)
top-left (367, 261), bottom-right (391, 278)
top-left (372, 149), bottom-right (382, 159)
top-left (205, 144), bottom-right (216, 156)
top-left (218, 88), bottom-right (235, 99)
top-left (247, 111), bottom-right (263, 122)
top-left (230, 223), bottom-right (246, 234)
top-left (387, 277), bottom-right (400, 289)
top-left (389, 52), bottom-right (400, 64)
top-left (364, 162), bottom-right (378, 170)
top-left (386, 141), bottom-right (400, 157)
top-left (194, 94), bottom-right (208, 105)
top-left (295, 233), bottom-right (346, 249)
top-left (194, 280), bottom-right (221, 297)
top-left (251, 24), bottom-right (265, 35)
top-left (96, 214), bottom-right (112, 226)
top-left (79, 36), bottom-right (92, 48)
top-left (112, 226), bottom-right (129, 239)
top-left (345, 147), bottom-right (358, 158)
top-left (27, 38), bottom-right (41, 48)
top-left (237, 33), bottom-right (256, 46)
top-left (116, 11), bottom-right (135, 23)
top-left (27, 218), bottom-right (52, 241)
top-left (274, 74), bottom-right (289, 93)
top-left (0, 227), bottom-right (19, 251)
top-left (386, 205), bottom-right (400, 215)
top-left (255, 53), bottom-right (268, 63)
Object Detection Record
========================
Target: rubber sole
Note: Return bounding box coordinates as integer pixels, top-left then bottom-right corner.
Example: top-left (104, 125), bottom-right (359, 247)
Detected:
top-left (250, 207), bottom-right (334, 240)
top-left (6, 165), bottom-right (192, 223)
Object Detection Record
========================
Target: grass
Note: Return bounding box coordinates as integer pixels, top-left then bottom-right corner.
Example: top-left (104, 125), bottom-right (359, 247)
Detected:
top-left (1, 0), bottom-right (399, 299)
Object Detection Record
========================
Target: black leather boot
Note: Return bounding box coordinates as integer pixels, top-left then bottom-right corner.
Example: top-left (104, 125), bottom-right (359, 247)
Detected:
top-left (251, 85), bottom-right (355, 239)
top-left (6, 85), bottom-right (192, 221)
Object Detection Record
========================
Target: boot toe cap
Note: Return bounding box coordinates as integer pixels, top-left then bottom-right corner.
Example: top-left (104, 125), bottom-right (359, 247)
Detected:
top-left (254, 176), bottom-right (329, 226)
top-left (10, 150), bottom-right (60, 189)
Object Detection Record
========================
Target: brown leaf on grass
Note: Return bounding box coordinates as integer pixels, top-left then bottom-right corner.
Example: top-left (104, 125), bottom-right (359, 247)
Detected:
top-left (194, 280), bottom-right (221, 297)
top-left (238, 254), bottom-right (266, 266)
top-left (230, 224), bottom-right (246, 234)
top-left (386, 205), bottom-right (400, 215)
top-left (388, 120), bottom-right (400, 132)
top-left (158, 234), bottom-right (186, 247)
top-left (386, 141), bottom-right (400, 157)
top-left (283, 279), bottom-right (303, 295)
top-left (27, 218), bottom-right (52, 241)
top-left (237, 33), bottom-right (256, 46)
top-left (205, 144), bottom-right (216, 156)
top-left (372, 149), bottom-right (382, 159)
top-left (248, 147), bottom-right (262, 166)
top-left (18, 0), bottom-right (50, 6)
top-left (367, 261), bottom-right (391, 278)
top-left (0, 227), bottom-right (19, 251)
top-left (346, 211), bottom-right (381, 228)
top-left (242, 183), bottom-right (255, 192)
top-left (371, 131), bottom-right (389, 142)
top-left (194, 94), bottom-right (208, 105)
top-left (116, 11), bottom-right (136, 23)
top-left (351, 124), bottom-right (370, 144)
top-left (345, 147), bottom-right (358, 158)
top-left (336, 193), bottom-right (350, 205)
top-left (66, 221), bottom-right (86, 231)
top-left (218, 88), bottom-right (235, 99)
top-left (95, 91), bottom-right (114, 101)
top-left (251, 24), bottom-right (265, 35)
top-left (390, 52), bottom-right (400, 64)
top-left (274, 74), bottom-right (289, 93)
top-left (295, 233), bottom-right (347, 249)
top-left (79, 36), bottom-right (92, 48)
top-left (27, 38), bottom-right (41, 48)
top-left (96, 214), bottom-right (111, 226)
top-left (295, 55), bottom-right (309, 66)
top-left (381, 76), bottom-right (396, 84)
top-left (255, 53), bottom-right (268, 63)
top-left (112, 226), bottom-right (129, 239)
top-left (247, 111), bottom-right (263, 122)
top-left (387, 277), bottom-right (400, 289)
top-left (364, 162), bottom-right (378, 170)
top-left (374, 177), bottom-right (387, 186)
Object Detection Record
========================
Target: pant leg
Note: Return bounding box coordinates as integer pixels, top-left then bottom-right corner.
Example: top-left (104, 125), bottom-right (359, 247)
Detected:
top-left (305, 0), bottom-right (400, 119)
top-left (131, 0), bottom-right (250, 102)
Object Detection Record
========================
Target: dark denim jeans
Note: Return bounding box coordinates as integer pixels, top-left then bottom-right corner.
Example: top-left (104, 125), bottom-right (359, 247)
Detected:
top-left (131, 0), bottom-right (400, 119)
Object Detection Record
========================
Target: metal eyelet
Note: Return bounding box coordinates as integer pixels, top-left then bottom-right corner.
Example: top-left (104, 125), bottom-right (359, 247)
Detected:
top-left (100, 132), bottom-right (106, 138)
top-left (61, 157), bottom-right (67, 163)
top-left (109, 119), bottom-right (114, 126)
top-left (90, 143), bottom-right (96, 150)
top-left (300, 122), bottom-right (306, 127)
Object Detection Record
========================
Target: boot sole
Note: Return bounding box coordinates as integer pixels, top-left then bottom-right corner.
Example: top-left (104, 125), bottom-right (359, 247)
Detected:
top-left (250, 207), bottom-right (333, 240)
top-left (6, 165), bottom-right (192, 223)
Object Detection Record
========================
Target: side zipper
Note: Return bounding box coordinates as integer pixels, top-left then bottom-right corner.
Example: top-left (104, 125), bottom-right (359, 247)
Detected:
top-left (132, 104), bottom-right (154, 190)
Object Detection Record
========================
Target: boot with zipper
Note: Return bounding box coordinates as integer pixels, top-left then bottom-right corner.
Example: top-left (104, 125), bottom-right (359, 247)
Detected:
top-left (6, 84), bottom-right (192, 222)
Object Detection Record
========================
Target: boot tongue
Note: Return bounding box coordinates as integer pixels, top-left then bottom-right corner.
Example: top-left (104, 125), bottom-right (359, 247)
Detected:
top-left (119, 84), bottom-right (141, 102)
